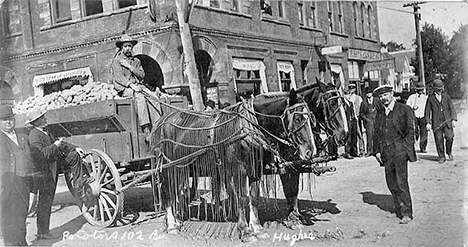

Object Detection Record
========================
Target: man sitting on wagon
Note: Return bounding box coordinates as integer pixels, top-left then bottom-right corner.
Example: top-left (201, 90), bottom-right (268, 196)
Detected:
top-left (112, 34), bottom-right (155, 140)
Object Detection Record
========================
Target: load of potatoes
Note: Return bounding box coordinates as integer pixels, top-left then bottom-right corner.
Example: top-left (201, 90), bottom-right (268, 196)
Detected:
top-left (13, 81), bottom-right (120, 114)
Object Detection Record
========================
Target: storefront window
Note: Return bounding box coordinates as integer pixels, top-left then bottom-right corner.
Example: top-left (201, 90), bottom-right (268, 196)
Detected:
top-left (232, 59), bottom-right (267, 101)
top-left (348, 61), bottom-right (360, 80)
top-left (277, 61), bottom-right (296, 92)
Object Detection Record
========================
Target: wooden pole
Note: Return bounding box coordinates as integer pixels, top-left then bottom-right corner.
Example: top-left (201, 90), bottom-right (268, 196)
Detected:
top-left (175, 0), bottom-right (204, 111)
top-left (404, 2), bottom-right (426, 90)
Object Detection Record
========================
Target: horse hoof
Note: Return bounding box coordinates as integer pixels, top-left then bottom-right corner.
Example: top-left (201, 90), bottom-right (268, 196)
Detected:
top-left (241, 235), bottom-right (258, 243)
top-left (166, 228), bottom-right (180, 235)
top-left (255, 232), bottom-right (270, 239)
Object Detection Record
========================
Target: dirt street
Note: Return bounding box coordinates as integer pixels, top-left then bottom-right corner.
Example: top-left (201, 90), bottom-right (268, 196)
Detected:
top-left (23, 105), bottom-right (468, 247)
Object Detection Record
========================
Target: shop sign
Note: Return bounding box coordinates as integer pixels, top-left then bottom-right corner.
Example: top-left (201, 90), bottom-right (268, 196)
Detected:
top-left (321, 46), bottom-right (343, 55)
top-left (364, 58), bottom-right (395, 71)
top-left (348, 48), bottom-right (381, 61)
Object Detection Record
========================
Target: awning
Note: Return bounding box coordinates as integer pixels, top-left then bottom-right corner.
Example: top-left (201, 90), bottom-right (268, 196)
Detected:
top-left (33, 67), bottom-right (94, 87)
top-left (232, 58), bottom-right (268, 94)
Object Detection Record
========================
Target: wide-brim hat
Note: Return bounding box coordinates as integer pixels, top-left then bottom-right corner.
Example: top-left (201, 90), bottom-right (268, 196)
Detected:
top-left (349, 83), bottom-right (356, 89)
top-left (0, 105), bottom-right (14, 119)
top-left (373, 85), bottom-right (393, 96)
top-left (115, 34), bottom-right (138, 48)
top-left (432, 79), bottom-right (444, 90)
top-left (25, 111), bottom-right (46, 125)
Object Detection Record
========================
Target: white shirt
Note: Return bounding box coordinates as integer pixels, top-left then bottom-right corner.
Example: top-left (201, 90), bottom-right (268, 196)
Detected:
top-left (435, 92), bottom-right (442, 102)
top-left (349, 93), bottom-right (363, 119)
top-left (385, 99), bottom-right (396, 116)
top-left (406, 93), bottom-right (428, 118)
top-left (1, 129), bottom-right (19, 146)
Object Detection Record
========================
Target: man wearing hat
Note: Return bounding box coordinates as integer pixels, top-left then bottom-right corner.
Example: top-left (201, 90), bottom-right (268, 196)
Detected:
top-left (406, 81), bottom-right (428, 153)
top-left (424, 79), bottom-right (457, 163)
top-left (27, 111), bottom-right (88, 240)
top-left (112, 34), bottom-right (153, 140)
top-left (373, 85), bottom-right (416, 224)
top-left (0, 105), bottom-right (32, 246)
top-left (359, 87), bottom-right (381, 156)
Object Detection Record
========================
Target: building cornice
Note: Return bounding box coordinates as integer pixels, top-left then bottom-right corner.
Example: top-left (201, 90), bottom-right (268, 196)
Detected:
top-left (3, 25), bottom-right (175, 62)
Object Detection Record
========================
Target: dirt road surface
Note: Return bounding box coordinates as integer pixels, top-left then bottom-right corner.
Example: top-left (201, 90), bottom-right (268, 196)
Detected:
top-left (23, 103), bottom-right (468, 247)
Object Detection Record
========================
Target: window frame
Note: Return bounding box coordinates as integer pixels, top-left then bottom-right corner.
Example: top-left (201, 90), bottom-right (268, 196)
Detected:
top-left (367, 5), bottom-right (373, 39)
top-left (337, 1), bottom-right (344, 33)
top-left (309, 1), bottom-right (317, 28)
top-left (327, 1), bottom-right (333, 32)
top-left (50, 0), bottom-right (72, 24)
top-left (80, 0), bottom-right (104, 17)
top-left (360, 3), bottom-right (366, 37)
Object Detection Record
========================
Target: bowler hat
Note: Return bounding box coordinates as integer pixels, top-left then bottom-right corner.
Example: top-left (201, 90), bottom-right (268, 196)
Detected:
top-left (414, 82), bottom-right (425, 90)
top-left (432, 79), bottom-right (444, 90)
top-left (373, 85), bottom-right (393, 96)
top-left (0, 105), bottom-right (14, 119)
top-left (25, 111), bottom-right (46, 125)
top-left (115, 34), bottom-right (138, 48)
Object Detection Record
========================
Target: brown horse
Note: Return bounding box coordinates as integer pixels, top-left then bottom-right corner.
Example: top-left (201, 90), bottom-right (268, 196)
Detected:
top-left (149, 89), bottom-right (316, 242)
top-left (278, 79), bottom-right (349, 229)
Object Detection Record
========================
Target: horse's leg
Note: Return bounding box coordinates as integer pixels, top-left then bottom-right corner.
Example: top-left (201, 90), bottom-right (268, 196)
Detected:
top-left (161, 170), bottom-right (182, 234)
top-left (237, 174), bottom-right (257, 242)
top-left (248, 180), bottom-right (269, 239)
top-left (279, 172), bottom-right (304, 229)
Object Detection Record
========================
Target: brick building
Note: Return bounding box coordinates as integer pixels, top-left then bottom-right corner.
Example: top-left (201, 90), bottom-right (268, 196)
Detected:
top-left (0, 0), bottom-right (383, 106)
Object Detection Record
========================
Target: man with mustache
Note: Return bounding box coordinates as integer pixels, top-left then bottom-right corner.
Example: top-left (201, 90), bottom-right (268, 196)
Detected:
top-left (373, 85), bottom-right (416, 224)
top-left (112, 34), bottom-right (153, 140)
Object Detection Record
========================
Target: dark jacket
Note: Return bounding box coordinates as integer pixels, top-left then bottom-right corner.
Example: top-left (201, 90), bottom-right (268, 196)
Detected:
top-left (359, 97), bottom-right (381, 125)
top-left (0, 131), bottom-right (33, 195)
top-left (424, 92), bottom-right (457, 129)
top-left (28, 128), bottom-right (76, 181)
top-left (373, 102), bottom-right (417, 162)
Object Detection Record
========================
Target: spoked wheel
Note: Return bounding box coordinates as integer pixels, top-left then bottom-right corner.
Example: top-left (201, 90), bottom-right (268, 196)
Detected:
top-left (79, 149), bottom-right (124, 227)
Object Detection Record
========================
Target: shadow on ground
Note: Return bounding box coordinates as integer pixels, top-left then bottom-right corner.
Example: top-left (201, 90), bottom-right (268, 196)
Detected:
top-left (417, 153), bottom-right (441, 162)
top-left (360, 191), bottom-right (395, 213)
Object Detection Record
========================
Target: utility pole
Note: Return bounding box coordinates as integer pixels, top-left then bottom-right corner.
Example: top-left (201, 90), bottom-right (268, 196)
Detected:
top-left (404, 2), bottom-right (426, 88)
top-left (175, 0), bottom-right (204, 111)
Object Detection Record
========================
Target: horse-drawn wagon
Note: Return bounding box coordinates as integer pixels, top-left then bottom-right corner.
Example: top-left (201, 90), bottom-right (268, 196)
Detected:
top-left (21, 80), bottom-right (346, 241)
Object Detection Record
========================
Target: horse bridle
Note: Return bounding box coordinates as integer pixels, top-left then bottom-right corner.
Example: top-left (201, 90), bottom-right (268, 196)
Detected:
top-left (315, 89), bottom-right (346, 152)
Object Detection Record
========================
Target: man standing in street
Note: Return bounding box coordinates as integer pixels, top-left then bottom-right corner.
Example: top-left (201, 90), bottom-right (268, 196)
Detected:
top-left (424, 79), bottom-right (457, 163)
top-left (359, 87), bottom-right (380, 156)
top-left (112, 34), bottom-right (155, 140)
top-left (349, 83), bottom-right (364, 156)
top-left (343, 90), bottom-right (359, 159)
top-left (0, 105), bottom-right (32, 246)
top-left (373, 85), bottom-right (416, 224)
top-left (406, 82), bottom-right (428, 153)
top-left (27, 111), bottom-right (87, 240)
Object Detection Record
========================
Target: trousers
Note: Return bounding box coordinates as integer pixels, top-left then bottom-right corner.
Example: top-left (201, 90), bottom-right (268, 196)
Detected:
top-left (433, 124), bottom-right (454, 159)
top-left (382, 143), bottom-right (413, 218)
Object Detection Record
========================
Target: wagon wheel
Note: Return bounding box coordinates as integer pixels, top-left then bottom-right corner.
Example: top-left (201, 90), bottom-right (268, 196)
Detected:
top-left (79, 149), bottom-right (124, 227)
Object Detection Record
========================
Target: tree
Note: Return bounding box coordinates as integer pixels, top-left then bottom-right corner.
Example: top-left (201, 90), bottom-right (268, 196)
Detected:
top-left (446, 24), bottom-right (468, 98)
top-left (380, 40), bottom-right (406, 52)
top-left (411, 23), bottom-right (449, 87)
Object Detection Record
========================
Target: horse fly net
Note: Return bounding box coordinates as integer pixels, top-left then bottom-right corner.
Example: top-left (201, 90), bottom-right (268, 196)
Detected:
top-left (150, 99), bottom-right (272, 222)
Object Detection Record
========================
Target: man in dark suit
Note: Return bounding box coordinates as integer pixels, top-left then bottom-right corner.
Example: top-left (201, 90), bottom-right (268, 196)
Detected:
top-left (0, 105), bottom-right (32, 246)
top-left (424, 79), bottom-right (457, 163)
top-left (27, 111), bottom-right (87, 240)
top-left (360, 87), bottom-right (381, 156)
top-left (343, 89), bottom-right (359, 159)
top-left (373, 85), bottom-right (416, 225)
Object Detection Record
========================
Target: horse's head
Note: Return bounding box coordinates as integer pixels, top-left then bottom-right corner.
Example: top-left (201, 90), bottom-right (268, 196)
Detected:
top-left (253, 89), bottom-right (316, 160)
top-left (283, 89), bottom-right (317, 160)
top-left (300, 78), bottom-right (349, 146)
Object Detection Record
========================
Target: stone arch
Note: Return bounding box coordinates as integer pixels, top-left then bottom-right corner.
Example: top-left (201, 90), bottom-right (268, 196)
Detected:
top-left (133, 40), bottom-right (175, 87)
top-left (192, 35), bottom-right (224, 83)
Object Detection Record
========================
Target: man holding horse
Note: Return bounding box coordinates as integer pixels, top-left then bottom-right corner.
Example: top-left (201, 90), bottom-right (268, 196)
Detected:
top-left (373, 85), bottom-right (416, 224)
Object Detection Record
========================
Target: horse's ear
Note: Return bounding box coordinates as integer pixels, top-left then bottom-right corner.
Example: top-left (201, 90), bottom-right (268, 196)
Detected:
top-left (316, 77), bottom-right (326, 91)
top-left (288, 88), bottom-right (298, 105)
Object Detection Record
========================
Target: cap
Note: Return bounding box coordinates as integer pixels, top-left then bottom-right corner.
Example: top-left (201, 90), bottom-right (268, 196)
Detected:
top-left (432, 79), bottom-right (444, 90)
top-left (373, 85), bottom-right (393, 96)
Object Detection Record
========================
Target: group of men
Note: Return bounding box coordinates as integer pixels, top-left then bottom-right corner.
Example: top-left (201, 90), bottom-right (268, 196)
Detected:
top-left (370, 78), bottom-right (457, 225)
top-left (0, 34), bottom-right (148, 246)
top-left (0, 106), bottom-right (89, 245)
